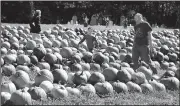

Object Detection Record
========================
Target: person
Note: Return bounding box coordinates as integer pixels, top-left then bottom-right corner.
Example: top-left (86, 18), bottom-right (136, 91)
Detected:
top-left (105, 16), bottom-right (109, 27)
top-left (78, 27), bottom-right (99, 53)
top-left (29, 10), bottom-right (41, 33)
top-left (132, 13), bottom-right (157, 74)
top-left (84, 16), bottom-right (89, 27)
top-left (124, 18), bottom-right (128, 29)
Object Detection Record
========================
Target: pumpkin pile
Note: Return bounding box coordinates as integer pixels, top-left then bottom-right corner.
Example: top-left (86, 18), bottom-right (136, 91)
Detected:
top-left (1, 24), bottom-right (179, 105)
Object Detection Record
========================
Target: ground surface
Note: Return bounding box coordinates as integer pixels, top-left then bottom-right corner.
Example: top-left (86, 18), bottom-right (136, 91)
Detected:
top-left (1, 23), bottom-right (179, 105)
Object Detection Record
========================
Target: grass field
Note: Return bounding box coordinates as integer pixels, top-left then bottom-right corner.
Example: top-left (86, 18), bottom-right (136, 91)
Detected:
top-left (1, 23), bottom-right (179, 105)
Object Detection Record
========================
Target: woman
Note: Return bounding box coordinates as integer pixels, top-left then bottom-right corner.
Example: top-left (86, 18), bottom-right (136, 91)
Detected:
top-left (29, 10), bottom-right (41, 34)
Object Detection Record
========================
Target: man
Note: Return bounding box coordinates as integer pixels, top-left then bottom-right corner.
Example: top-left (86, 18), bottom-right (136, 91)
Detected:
top-left (78, 27), bottom-right (99, 53)
top-left (29, 10), bottom-right (41, 33)
top-left (132, 13), bottom-right (157, 74)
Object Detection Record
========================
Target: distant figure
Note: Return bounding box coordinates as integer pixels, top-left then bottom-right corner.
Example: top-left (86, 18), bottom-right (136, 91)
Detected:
top-left (84, 16), bottom-right (89, 27)
top-left (105, 17), bottom-right (109, 27)
top-left (29, 10), bottom-right (41, 33)
top-left (90, 14), bottom-right (98, 25)
top-left (123, 18), bottom-right (128, 29)
top-left (98, 13), bottom-right (103, 25)
top-left (78, 27), bottom-right (99, 53)
top-left (72, 14), bottom-right (77, 24)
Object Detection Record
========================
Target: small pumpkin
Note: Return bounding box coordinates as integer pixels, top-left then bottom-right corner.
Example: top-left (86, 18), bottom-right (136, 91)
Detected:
top-left (2, 64), bottom-right (16, 76)
top-left (94, 81), bottom-right (113, 95)
top-left (52, 69), bottom-right (68, 84)
top-left (117, 69), bottom-right (132, 83)
top-left (111, 80), bottom-right (128, 93)
top-left (140, 83), bottom-right (154, 93)
top-left (88, 72), bottom-right (105, 85)
top-left (51, 85), bottom-right (68, 98)
top-left (73, 71), bottom-right (88, 86)
top-left (1, 92), bottom-right (11, 105)
top-left (126, 81), bottom-right (142, 93)
top-left (103, 67), bottom-right (118, 81)
top-left (160, 77), bottom-right (179, 91)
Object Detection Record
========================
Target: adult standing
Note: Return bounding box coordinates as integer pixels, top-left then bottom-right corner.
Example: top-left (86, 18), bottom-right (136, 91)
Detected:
top-left (72, 14), bottom-right (77, 24)
top-left (29, 10), bottom-right (41, 34)
top-left (132, 13), bottom-right (157, 74)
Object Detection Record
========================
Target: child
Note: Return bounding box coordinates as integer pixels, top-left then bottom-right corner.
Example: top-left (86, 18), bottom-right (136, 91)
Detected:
top-left (29, 10), bottom-right (41, 33)
top-left (78, 27), bottom-right (99, 53)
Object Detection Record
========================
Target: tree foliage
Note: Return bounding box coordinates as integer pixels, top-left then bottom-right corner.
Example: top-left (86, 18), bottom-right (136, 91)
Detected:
top-left (1, 1), bottom-right (179, 28)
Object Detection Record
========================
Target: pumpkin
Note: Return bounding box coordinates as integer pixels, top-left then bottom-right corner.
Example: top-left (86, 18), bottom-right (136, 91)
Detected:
top-left (54, 52), bottom-right (63, 63)
top-left (28, 86), bottom-right (47, 100)
top-left (82, 52), bottom-right (93, 63)
top-left (2, 64), bottom-right (16, 76)
top-left (3, 54), bottom-right (17, 64)
top-left (175, 68), bottom-right (180, 79)
top-left (80, 62), bottom-right (90, 71)
top-left (1, 47), bottom-right (8, 56)
top-left (1, 81), bottom-right (16, 94)
top-left (132, 72), bottom-right (146, 85)
top-left (35, 69), bottom-right (54, 86)
top-left (93, 52), bottom-right (106, 65)
top-left (52, 69), bottom-right (68, 84)
top-left (160, 77), bottom-right (179, 90)
top-left (43, 39), bottom-right (53, 48)
top-left (149, 79), bottom-right (166, 92)
top-left (71, 54), bottom-right (81, 63)
top-left (88, 72), bottom-right (105, 85)
top-left (162, 71), bottom-right (175, 78)
top-left (103, 67), bottom-right (118, 81)
top-left (52, 40), bottom-right (61, 48)
top-left (121, 67), bottom-right (135, 75)
top-left (156, 51), bottom-right (164, 62)
top-left (37, 62), bottom-right (51, 70)
top-left (11, 42), bottom-right (19, 50)
top-left (90, 63), bottom-right (101, 71)
top-left (136, 66), bottom-right (153, 81)
top-left (70, 63), bottom-right (82, 72)
top-left (73, 71), bottom-right (88, 85)
top-left (10, 88), bottom-right (32, 105)
top-left (161, 61), bottom-right (169, 70)
top-left (39, 80), bottom-right (54, 93)
top-left (44, 53), bottom-right (58, 65)
top-left (46, 48), bottom-right (53, 53)
top-left (160, 45), bottom-right (169, 55)
top-left (1, 58), bottom-right (4, 66)
top-left (83, 71), bottom-right (91, 80)
top-left (126, 81), bottom-right (142, 93)
top-left (111, 80), bottom-right (128, 93)
top-left (33, 44), bottom-right (47, 61)
top-left (101, 63), bottom-right (110, 69)
top-left (10, 70), bottom-right (30, 89)
top-left (2, 41), bottom-right (11, 50)
top-left (94, 81), bottom-right (113, 95)
top-left (78, 84), bottom-right (96, 95)
top-left (117, 69), bottom-right (132, 83)
top-left (16, 65), bottom-right (30, 74)
top-left (140, 83), bottom-right (154, 93)
top-left (106, 46), bottom-right (119, 54)
top-left (66, 87), bottom-right (81, 96)
top-left (29, 55), bottom-right (38, 65)
top-left (1, 92), bottom-right (11, 105)
top-left (51, 85), bottom-right (68, 98)
top-left (26, 40), bottom-right (36, 50)
top-left (17, 54), bottom-right (31, 65)
top-left (60, 47), bottom-right (73, 59)
top-left (168, 53), bottom-right (177, 62)
top-left (109, 62), bottom-right (121, 70)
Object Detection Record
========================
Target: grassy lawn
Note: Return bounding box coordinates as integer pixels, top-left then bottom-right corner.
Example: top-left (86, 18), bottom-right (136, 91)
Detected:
top-left (1, 23), bottom-right (179, 105)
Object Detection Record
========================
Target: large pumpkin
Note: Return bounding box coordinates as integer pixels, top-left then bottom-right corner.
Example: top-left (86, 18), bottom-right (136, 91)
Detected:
top-left (66, 87), bottom-right (81, 96)
top-left (160, 77), bottom-right (179, 91)
top-left (136, 66), bottom-right (153, 81)
top-left (3, 54), bottom-right (17, 64)
top-left (17, 54), bottom-right (31, 65)
top-left (39, 80), bottom-right (54, 93)
top-left (117, 69), bottom-right (132, 83)
top-left (33, 44), bottom-right (47, 61)
top-left (26, 40), bottom-right (36, 50)
top-left (111, 80), bottom-right (128, 93)
top-left (44, 53), bottom-right (58, 65)
top-left (132, 72), bottom-right (146, 85)
top-left (35, 69), bottom-right (54, 86)
top-left (149, 79), bottom-right (166, 92)
top-left (60, 47), bottom-right (73, 59)
top-left (51, 85), bottom-right (68, 98)
top-left (2, 64), bottom-right (16, 76)
top-left (88, 72), bottom-right (105, 85)
top-left (11, 70), bottom-right (30, 89)
top-left (80, 62), bottom-right (90, 71)
top-left (37, 62), bottom-right (51, 70)
top-left (94, 81), bottom-right (113, 95)
top-left (73, 71), bottom-right (88, 86)
top-left (82, 52), bottom-right (93, 63)
top-left (103, 67), bottom-right (118, 81)
top-left (78, 83), bottom-right (96, 95)
top-left (126, 81), bottom-right (142, 93)
top-left (16, 65), bottom-right (30, 74)
top-left (93, 52), bottom-right (106, 65)
top-left (52, 69), bottom-right (68, 84)
top-left (90, 63), bottom-right (101, 71)
top-left (140, 83), bottom-right (154, 93)
top-left (10, 88), bottom-right (32, 105)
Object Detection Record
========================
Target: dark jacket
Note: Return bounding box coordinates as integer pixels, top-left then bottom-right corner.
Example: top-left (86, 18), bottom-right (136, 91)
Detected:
top-left (29, 15), bottom-right (41, 33)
